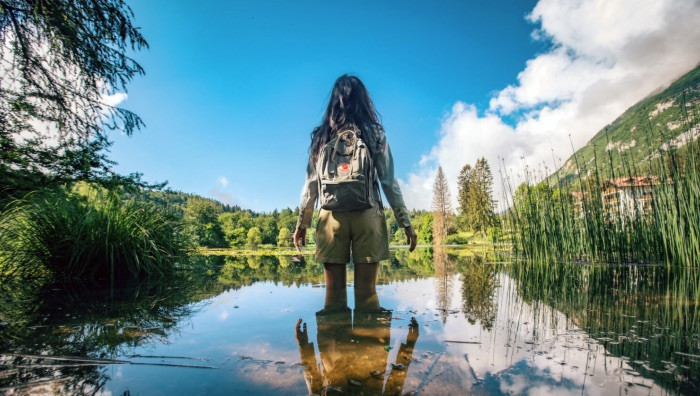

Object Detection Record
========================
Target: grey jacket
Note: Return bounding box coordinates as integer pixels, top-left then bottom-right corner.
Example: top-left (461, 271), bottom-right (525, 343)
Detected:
top-left (296, 128), bottom-right (412, 229)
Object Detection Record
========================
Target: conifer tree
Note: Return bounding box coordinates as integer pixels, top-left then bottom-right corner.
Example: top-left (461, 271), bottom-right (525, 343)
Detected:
top-left (0, 0), bottom-right (150, 200)
top-left (467, 157), bottom-right (495, 235)
top-left (432, 166), bottom-right (453, 244)
top-left (457, 163), bottom-right (473, 226)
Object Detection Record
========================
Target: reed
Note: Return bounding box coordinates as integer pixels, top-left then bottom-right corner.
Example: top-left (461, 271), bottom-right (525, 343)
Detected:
top-left (502, 95), bottom-right (699, 266)
top-left (0, 188), bottom-right (192, 281)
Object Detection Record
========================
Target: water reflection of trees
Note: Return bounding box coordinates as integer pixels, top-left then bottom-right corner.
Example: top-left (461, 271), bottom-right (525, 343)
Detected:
top-left (457, 255), bottom-right (499, 330)
top-left (0, 249), bottom-right (529, 393)
top-left (0, 264), bottom-right (224, 394)
top-left (383, 248), bottom-right (435, 283)
top-left (422, 249), bottom-right (501, 329)
top-left (215, 255), bottom-right (324, 288)
top-left (510, 261), bottom-right (700, 395)
top-left (433, 247), bottom-right (455, 323)
top-left (213, 249), bottom-right (443, 288)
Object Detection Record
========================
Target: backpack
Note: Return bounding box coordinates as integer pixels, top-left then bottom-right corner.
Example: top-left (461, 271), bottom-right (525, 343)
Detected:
top-left (317, 126), bottom-right (375, 211)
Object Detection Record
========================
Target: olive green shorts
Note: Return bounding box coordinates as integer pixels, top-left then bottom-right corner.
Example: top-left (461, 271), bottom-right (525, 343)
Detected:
top-left (315, 204), bottom-right (390, 264)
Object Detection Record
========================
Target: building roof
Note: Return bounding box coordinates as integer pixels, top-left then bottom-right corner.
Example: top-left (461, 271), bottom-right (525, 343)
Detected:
top-left (603, 176), bottom-right (660, 188)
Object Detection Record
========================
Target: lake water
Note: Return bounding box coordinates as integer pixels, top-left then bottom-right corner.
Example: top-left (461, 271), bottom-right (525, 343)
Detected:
top-left (1, 248), bottom-right (698, 395)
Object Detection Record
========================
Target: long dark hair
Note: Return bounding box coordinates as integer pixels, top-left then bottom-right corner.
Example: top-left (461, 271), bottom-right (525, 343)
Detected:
top-left (309, 75), bottom-right (383, 161)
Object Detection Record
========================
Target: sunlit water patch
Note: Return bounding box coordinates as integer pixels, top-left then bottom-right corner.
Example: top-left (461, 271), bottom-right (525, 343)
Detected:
top-left (1, 249), bottom-right (698, 395)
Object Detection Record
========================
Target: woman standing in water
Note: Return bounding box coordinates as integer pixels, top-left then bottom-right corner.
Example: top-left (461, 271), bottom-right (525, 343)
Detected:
top-left (293, 74), bottom-right (417, 292)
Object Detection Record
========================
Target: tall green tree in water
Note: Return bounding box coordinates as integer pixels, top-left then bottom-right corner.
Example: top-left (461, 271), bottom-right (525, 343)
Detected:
top-left (0, 0), bottom-right (150, 200)
top-left (432, 166), bottom-right (453, 244)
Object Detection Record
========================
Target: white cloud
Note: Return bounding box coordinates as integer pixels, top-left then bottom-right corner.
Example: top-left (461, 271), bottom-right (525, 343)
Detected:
top-left (402, 0), bottom-right (700, 210)
top-left (218, 176), bottom-right (229, 187)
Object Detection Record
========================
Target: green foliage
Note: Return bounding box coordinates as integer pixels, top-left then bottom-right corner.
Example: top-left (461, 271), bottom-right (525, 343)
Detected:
top-left (458, 157), bottom-right (496, 235)
top-left (457, 163), bottom-right (472, 225)
top-left (255, 215), bottom-right (278, 245)
top-left (277, 227), bottom-right (292, 247)
top-left (0, 188), bottom-right (191, 281)
top-left (0, 0), bottom-right (153, 201)
top-left (386, 210), bottom-right (433, 245)
top-left (416, 211), bottom-right (433, 244)
top-left (218, 212), bottom-right (240, 247)
top-left (246, 227), bottom-right (262, 249)
top-left (504, 86), bottom-right (699, 266)
top-left (276, 208), bottom-right (297, 235)
top-left (487, 224), bottom-right (503, 243)
top-left (183, 197), bottom-right (226, 248)
top-left (444, 233), bottom-right (468, 245)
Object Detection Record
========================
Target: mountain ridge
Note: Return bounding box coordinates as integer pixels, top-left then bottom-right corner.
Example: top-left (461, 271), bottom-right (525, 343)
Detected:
top-left (552, 64), bottom-right (700, 184)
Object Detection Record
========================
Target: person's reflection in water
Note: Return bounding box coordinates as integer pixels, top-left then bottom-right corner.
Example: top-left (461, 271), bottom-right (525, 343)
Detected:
top-left (295, 285), bottom-right (419, 395)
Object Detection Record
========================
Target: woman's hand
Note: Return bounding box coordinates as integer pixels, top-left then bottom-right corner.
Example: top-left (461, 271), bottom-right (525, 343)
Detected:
top-left (404, 225), bottom-right (418, 252)
top-left (293, 227), bottom-right (307, 253)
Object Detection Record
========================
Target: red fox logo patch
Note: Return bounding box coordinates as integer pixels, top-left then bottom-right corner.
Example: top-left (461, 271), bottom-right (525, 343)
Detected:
top-left (337, 163), bottom-right (350, 176)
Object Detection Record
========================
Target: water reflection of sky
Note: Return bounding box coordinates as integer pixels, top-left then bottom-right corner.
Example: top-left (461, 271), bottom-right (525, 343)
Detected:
top-left (91, 274), bottom-right (669, 395)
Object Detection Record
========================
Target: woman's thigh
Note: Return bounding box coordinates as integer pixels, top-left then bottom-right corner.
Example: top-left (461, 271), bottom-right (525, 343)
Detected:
top-left (349, 204), bottom-right (389, 263)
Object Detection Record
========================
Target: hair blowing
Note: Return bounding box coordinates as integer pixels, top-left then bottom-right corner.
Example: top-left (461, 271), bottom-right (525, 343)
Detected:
top-left (309, 75), bottom-right (383, 161)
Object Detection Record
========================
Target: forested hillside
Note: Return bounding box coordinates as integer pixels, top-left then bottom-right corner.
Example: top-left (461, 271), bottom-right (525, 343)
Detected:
top-left (128, 189), bottom-right (434, 248)
top-left (553, 64), bottom-right (699, 183)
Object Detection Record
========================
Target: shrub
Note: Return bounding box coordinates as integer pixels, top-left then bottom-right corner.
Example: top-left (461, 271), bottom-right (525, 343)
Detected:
top-left (444, 234), bottom-right (468, 245)
top-left (0, 188), bottom-right (192, 281)
top-left (246, 227), bottom-right (262, 249)
top-left (277, 228), bottom-right (292, 247)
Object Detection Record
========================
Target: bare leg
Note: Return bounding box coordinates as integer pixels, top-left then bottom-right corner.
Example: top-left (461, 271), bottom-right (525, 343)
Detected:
top-left (324, 263), bottom-right (347, 290)
top-left (354, 262), bottom-right (378, 290)
top-left (322, 285), bottom-right (348, 312)
top-left (354, 262), bottom-right (380, 311)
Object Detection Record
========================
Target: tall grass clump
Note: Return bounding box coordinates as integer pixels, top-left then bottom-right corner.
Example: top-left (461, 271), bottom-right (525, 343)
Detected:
top-left (0, 188), bottom-right (192, 281)
top-left (502, 91), bottom-right (699, 266)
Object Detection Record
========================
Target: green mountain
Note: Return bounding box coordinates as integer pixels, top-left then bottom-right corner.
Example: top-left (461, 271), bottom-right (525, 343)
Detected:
top-left (553, 64), bottom-right (700, 184)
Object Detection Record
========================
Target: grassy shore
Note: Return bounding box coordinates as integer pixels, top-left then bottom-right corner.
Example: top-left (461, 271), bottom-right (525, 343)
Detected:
top-left (0, 187), bottom-right (191, 281)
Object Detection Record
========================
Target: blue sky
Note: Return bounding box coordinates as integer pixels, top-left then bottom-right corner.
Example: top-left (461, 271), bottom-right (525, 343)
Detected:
top-left (110, 0), bottom-right (699, 212)
top-left (110, 0), bottom-right (541, 211)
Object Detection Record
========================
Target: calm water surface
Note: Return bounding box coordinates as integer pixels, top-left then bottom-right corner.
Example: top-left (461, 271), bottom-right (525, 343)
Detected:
top-left (1, 249), bottom-right (698, 395)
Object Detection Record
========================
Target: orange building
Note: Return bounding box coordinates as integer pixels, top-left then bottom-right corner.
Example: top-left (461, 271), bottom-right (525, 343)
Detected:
top-left (601, 177), bottom-right (658, 219)
top-left (571, 177), bottom-right (661, 220)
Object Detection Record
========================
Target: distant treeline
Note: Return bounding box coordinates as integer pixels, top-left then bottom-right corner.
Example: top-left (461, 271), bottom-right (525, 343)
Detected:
top-left (127, 189), bottom-right (436, 248)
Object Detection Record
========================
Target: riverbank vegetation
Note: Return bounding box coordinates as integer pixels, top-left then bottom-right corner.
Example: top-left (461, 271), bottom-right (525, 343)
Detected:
top-left (0, 186), bottom-right (191, 281)
top-left (502, 69), bottom-right (699, 266)
top-left (0, 1), bottom-right (192, 281)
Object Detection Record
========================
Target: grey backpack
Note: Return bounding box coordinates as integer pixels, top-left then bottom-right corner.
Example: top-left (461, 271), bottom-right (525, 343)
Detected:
top-left (317, 126), bottom-right (374, 211)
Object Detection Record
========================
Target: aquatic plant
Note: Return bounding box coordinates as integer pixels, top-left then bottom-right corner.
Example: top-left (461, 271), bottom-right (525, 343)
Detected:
top-left (0, 188), bottom-right (192, 281)
top-left (501, 93), bottom-right (699, 266)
